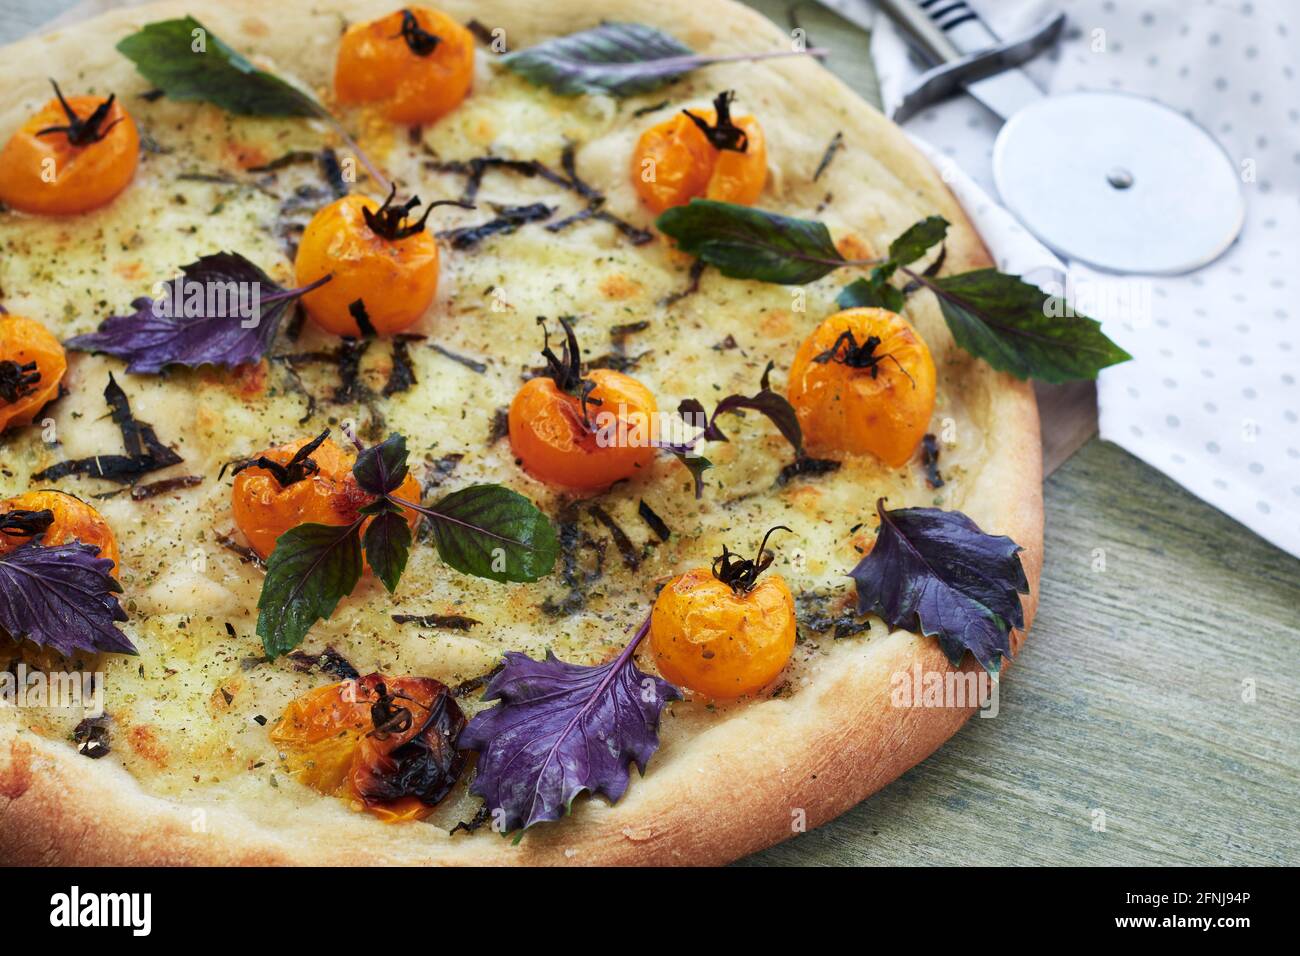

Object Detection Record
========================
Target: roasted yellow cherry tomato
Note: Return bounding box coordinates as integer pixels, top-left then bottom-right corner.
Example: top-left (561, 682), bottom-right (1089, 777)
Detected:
top-left (294, 189), bottom-right (446, 337)
top-left (787, 307), bottom-right (937, 467)
top-left (334, 7), bottom-right (475, 124)
top-left (650, 528), bottom-right (796, 699)
top-left (0, 313), bottom-right (66, 434)
top-left (271, 673), bottom-right (466, 822)
top-left (0, 490), bottom-right (120, 573)
top-left (230, 432), bottom-right (421, 561)
top-left (508, 318), bottom-right (658, 491)
top-left (632, 91), bottom-right (767, 214)
top-left (0, 81), bottom-right (138, 215)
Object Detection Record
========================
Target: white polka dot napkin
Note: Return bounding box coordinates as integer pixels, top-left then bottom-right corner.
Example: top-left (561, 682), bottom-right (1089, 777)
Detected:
top-left (870, 0), bottom-right (1300, 557)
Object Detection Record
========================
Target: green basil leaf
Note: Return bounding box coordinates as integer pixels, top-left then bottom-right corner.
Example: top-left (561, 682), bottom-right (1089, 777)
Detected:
top-left (929, 269), bottom-right (1132, 383)
top-left (256, 521), bottom-right (363, 658)
top-left (669, 450), bottom-right (714, 500)
top-left (656, 200), bottom-right (850, 285)
top-left (888, 215), bottom-right (948, 266)
top-left (423, 485), bottom-right (558, 583)
top-left (363, 511), bottom-right (412, 594)
top-left (116, 16), bottom-right (322, 117)
top-left (836, 274), bottom-right (906, 312)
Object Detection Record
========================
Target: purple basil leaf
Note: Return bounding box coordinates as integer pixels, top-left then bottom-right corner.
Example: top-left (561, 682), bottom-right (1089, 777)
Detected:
top-left (0, 542), bottom-right (135, 656)
top-left (849, 499), bottom-right (1028, 674)
top-left (353, 433), bottom-right (410, 496)
top-left (706, 361), bottom-right (802, 453)
top-left (677, 397), bottom-right (708, 426)
top-left (66, 252), bottom-right (326, 374)
top-left (458, 618), bottom-right (680, 833)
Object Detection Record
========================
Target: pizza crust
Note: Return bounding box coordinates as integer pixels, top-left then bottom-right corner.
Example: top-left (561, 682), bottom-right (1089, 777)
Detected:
top-left (0, 0), bottom-right (1042, 865)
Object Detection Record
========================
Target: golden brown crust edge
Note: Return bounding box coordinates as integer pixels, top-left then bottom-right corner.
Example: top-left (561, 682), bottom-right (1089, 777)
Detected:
top-left (0, 0), bottom-right (1042, 866)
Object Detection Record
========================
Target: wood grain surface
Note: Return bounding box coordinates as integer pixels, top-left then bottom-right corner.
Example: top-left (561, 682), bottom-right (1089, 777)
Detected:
top-left (746, 438), bottom-right (1300, 866)
top-left (2, 0), bottom-right (1294, 868)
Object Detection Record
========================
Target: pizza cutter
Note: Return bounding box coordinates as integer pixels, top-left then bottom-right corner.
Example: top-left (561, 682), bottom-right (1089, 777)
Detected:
top-left (815, 0), bottom-right (1245, 275)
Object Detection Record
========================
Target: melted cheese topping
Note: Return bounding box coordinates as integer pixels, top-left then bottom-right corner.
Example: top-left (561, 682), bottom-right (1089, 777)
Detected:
top-left (0, 53), bottom-right (991, 831)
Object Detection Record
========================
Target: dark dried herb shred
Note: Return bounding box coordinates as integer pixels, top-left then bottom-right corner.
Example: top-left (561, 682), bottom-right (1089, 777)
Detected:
top-left (383, 334), bottom-right (421, 396)
top-left (465, 19), bottom-right (505, 52)
top-left (421, 452), bottom-right (463, 491)
top-left (215, 529), bottom-right (264, 567)
top-left (287, 645), bottom-right (360, 681)
top-left (631, 99), bottom-right (670, 117)
top-left (391, 613), bottom-right (481, 630)
top-left (245, 150), bottom-right (319, 173)
top-left (796, 591), bottom-right (872, 640)
top-left (437, 202), bottom-right (555, 249)
top-left (33, 374), bottom-right (182, 484)
top-left (130, 475), bottom-right (203, 500)
top-left (776, 456), bottom-right (841, 486)
top-left (428, 146), bottom-right (652, 244)
top-left (587, 504), bottom-right (640, 571)
top-left (319, 147), bottom-right (348, 198)
top-left (660, 259), bottom-right (708, 307)
top-left (813, 130), bottom-right (844, 181)
top-left (487, 406), bottom-right (510, 445)
top-left (332, 338), bottom-right (371, 405)
top-left (585, 349), bottom-right (652, 373)
top-left (609, 320), bottom-right (650, 345)
top-left (637, 500), bottom-right (671, 542)
top-left (449, 801), bottom-right (492, 835)
top-left (452, 662), bottom-right (505, 699)
top-left (920, 432), bottom-right (944, 488)
top-left (430, 343), bottom-right (487, 374)
top-left (541, 502), bottom-right (607, 616)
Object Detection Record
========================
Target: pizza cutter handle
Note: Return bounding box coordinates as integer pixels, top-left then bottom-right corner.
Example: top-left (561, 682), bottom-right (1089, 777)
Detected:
top-left (882, 1), bottom-right (1064, 123)
top-left (874, 0), bottom-right (964, 65)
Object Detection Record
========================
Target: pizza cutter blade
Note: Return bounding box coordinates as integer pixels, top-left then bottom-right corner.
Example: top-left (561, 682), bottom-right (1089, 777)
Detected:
top-left (817, 0), bottom-right (1246, 275)
top-left (992, 91), bottom-right (1244, 275)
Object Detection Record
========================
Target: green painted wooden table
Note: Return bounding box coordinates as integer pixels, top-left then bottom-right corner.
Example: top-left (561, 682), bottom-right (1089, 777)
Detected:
top-left (747, 438), bottom-right (1300, 865)
top-left (4, 0), bottom-right (1296, 867)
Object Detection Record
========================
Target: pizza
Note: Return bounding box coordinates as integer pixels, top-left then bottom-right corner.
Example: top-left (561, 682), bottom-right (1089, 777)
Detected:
top-left (0, 0), bottom-right (1125, 866)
